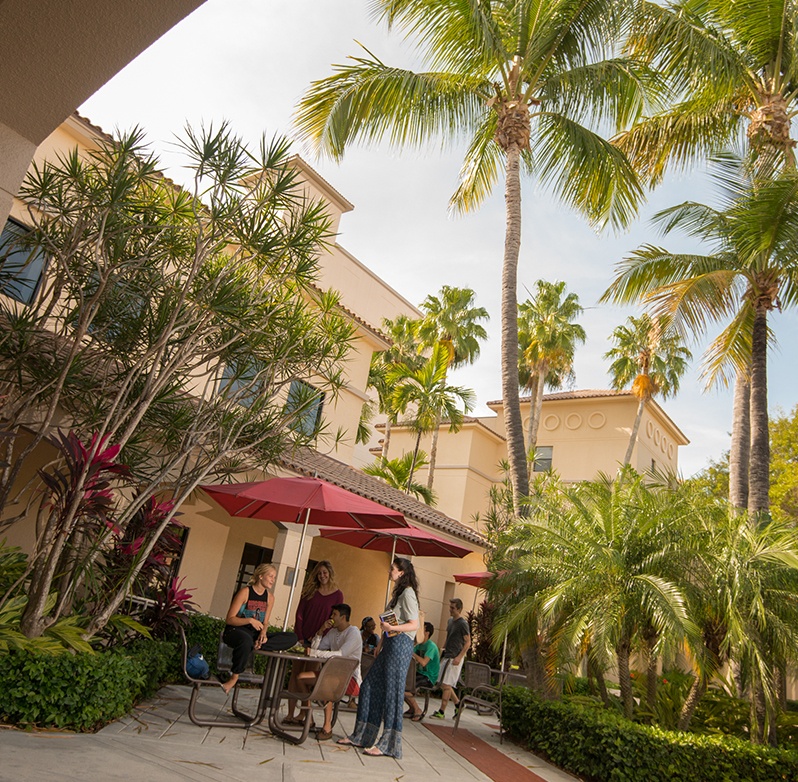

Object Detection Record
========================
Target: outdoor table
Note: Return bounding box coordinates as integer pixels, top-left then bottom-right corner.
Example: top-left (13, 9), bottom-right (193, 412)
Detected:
top-left (228, 648), bottom-right (322, 741)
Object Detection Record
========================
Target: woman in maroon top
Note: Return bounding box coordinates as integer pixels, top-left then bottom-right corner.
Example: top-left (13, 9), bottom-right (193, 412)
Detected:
top-left (285, 560), bottom-right (343, 723)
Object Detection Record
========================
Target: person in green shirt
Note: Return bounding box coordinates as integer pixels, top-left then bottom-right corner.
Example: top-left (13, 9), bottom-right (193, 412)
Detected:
top-left (404, 621), bottom-right (440, 721)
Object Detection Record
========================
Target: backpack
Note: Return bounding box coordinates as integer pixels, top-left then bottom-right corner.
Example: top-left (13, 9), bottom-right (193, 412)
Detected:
top-left (186, 643), bottom-right (210, 679)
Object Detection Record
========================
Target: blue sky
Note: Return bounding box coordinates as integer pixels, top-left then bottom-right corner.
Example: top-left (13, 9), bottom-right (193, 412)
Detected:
top-left (80, 0), bottom-right (798, 476)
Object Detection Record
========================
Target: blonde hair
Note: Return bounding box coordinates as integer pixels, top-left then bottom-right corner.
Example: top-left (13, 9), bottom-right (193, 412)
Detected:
top-left (301, 560), bottom-right (338, 599)
top-left (248, 563), bottom-right (276, 586)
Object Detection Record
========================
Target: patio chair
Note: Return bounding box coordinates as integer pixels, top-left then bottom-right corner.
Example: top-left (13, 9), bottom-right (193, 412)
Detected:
top-left (453, 661), bottom-right (502, 743)
top-left (271, 656), bottom-right (359, 745)
top-left (404, 658), bottom-right (433, 718)
top-left (178, 625), bottom-right (263, 728)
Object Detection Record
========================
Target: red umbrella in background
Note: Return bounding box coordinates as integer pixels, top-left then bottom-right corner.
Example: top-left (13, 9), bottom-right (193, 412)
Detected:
top-left (202, 477), bottom-right (408, 628)
top-left (455, 570), bottom-right (511, 672)
top-left (319, 524), bottom-right (472, 603)
top-left (453, 571), bottom-right (496, 589)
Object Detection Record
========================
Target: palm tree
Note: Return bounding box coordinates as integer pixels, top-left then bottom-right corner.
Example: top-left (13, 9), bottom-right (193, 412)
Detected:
top-left (605, 314), bottom-right (691, 467)
top-left (390, 343), bottom-right (475, 489)
top-left (517, 280), bottom-right (585, 472)
top-left (500, 469), bottom-right (696, 719)
top-left (368, 314), bottom-right (423, 459)
top-left (617, 0), bottom-right (798, 509)
top-left (602, 160), bottom-right (798, 515)
top-left (619, 0), bottom-right (798, 182)
top-left (417, 286), bottom-right (488, 488)
top-left (363, 451), bottom-right (436, 504)
top-left (295, 0), bottom-right (647, 512)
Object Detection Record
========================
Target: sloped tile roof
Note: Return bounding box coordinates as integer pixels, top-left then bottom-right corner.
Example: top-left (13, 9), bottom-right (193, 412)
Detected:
top-left (278, 447), bottom-right (486, 547)
top-left (488, 389), bottom-right (634, 405)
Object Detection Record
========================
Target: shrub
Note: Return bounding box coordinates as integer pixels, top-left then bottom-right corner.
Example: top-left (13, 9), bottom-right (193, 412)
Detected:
top-left (503, 686), bottom-right (798, 782)
top-left (0, 639), bottom-right (175, 731)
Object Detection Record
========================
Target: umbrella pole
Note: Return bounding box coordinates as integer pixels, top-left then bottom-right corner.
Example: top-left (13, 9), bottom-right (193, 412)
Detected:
top-left (384, 537), bottom-right (397, 606)
top-left (500, 631), bottom-right (508, 673)
top-left (282, 507), bottom-right (311, 631)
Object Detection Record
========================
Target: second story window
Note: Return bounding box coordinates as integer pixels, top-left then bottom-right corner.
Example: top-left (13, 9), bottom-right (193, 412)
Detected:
top-left (533, 445), bottom-right (554, 472)
top-left (219, 361), bottom-right (261, 408)
top-left (284, 379), bottom-right (324, 437)
top-left (0, 218), bottom-right (46, 305)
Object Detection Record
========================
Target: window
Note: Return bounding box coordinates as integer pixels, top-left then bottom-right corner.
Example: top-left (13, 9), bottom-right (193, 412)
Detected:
top-left (533, 445), bottom-right (554, 472)
top-left (0, 218), bottom-right (46, 304)
top-left (234, 543), bottom-right (275, 594)
top-left (219, 362), bottom-right (261, 408)
top-left (284, 379), bottom-right (324, 437)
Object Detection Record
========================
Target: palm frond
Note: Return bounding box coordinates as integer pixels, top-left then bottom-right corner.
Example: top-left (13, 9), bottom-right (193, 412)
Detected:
top-left (450, 112), bottom-right (503, 213)
top-left (295, 55), bottom-right (487, 159)
top-left (533, 111), bottom-right (644, 230)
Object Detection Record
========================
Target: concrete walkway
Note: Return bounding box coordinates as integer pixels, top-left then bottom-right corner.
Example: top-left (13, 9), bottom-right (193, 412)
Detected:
top-left (0, 685), bottom-right (580, 782)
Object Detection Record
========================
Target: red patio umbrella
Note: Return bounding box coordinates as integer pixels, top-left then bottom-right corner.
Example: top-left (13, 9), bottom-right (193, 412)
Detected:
top-left (201, 477), bottom-right (408, 628)
top-left (319, 525), bottom-right (472, 603)
top-left (453, 571), bottom-right (496, 589)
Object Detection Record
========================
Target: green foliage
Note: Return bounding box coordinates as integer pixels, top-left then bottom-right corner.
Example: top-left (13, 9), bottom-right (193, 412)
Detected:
top-left (0, 640), bottom-right (175, 731)
top-left (362, 451), bottom-right (436, 504)
top-left (503, 687), bottom-right (798, 782)
top-left (770, 405), bottom-right (798, 522)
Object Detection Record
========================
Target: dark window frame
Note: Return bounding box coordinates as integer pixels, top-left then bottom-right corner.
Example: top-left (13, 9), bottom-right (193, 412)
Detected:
top-left (533, 445), bottom-right (554, 472)
top-left (0, 217), bottom-right (46, 305)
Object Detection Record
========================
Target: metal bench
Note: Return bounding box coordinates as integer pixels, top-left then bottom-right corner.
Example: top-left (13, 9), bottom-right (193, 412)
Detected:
top-left (453, 661), bottom-right (502, 742)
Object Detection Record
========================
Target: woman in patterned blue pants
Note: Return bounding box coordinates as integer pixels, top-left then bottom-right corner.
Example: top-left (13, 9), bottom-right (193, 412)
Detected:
top-left (338, 557), bottom-right (419, 758)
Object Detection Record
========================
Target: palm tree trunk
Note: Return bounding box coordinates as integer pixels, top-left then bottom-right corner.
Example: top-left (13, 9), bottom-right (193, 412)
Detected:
top-left (427, 414), bottom-right (441, 489)
top-left (748, 305), bottom-right (770, 516)
top-left (588, 657), bottom-right (611, 707)
top-left (617, 641), bottom-right (635, 719)
top-left (729, 371), bottom-right (751, 511)
top-left (678, 673), bottom-right (707, 731)
top-left (382, 417), bottom-right (392, 460)
top-left (406, 430), bottom-right (422, 491)
top-left (624, 397), bottom-right (646, 466)
top-left (524, 374), bottom-right (539, 454)
top-left (526, 372), bottom-right (545, 476)
top-left (645, 634), bottom-right (658, 717)
top-left (500, 144), bottom-right (529, 512)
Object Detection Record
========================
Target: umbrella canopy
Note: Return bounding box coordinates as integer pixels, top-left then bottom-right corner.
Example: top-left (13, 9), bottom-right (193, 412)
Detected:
top-left (201, 477), bottom-right (407, 529)
top-left (318, 525), bottom-right (472, 559)
top-left (319, 524), bottom-right (471, 604)
top-left (201, 476), bottom-right (408, 628)
top-left (453, 571), bottom-right (495, 589)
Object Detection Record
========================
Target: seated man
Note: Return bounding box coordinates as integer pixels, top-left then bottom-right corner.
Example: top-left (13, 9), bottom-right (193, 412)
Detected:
top-left (404, 621), bottom-right (440, 720)
top-left (297, 602), bottom-right (361, 741)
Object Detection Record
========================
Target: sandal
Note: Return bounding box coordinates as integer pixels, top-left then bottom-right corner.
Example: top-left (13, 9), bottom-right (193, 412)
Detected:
top-left (283, 716), bottom-right (305, 726)
top-left (336, 737), bottom-right (357, 746)
top-left (411, 712), bottom-right (423, 722)
top-left (363, 747), bottom-right (387, 757)
top-left (317, 728), bottom-right (333, 741)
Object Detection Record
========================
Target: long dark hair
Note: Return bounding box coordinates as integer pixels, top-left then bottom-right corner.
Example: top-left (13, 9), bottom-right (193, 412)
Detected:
top-left (389, 557), bottom-right (419, 608)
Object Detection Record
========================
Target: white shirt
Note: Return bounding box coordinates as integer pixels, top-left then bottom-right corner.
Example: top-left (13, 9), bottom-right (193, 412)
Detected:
top-left (309, 623), bottom-right (362, 684)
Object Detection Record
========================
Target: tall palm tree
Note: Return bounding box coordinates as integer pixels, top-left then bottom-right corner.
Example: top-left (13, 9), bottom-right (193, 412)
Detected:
top-left (390, 342), bottom-right (475, 489)
top-left (363, 450), bottom-right (436, 504)
top-left (417, 286), bottom-right (488, 488)
top-left (619, 0), bottom-right (798, 182)
top-left (618, 0), bottom-right (798, 508)
top-left (602, 160), bottom-right (798, 515)
top-left (517, 280), bottom-right (585, 472)
top-left (368, 314), bottom-right (423, 459)
top-left (295, 0), bottom-right (647, 512)
top-left (605, 314), bottom-right (691, 466)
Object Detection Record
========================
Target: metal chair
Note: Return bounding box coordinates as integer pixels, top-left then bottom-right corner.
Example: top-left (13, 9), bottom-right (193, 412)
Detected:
top-left (270, 655), bottom-right (359, 745)
top-left (404, 658), bottom-right (433, 718)
top-left (453, 661), bottom-right (502, 742)
top-left (178, 626), bottom-right (262, 728)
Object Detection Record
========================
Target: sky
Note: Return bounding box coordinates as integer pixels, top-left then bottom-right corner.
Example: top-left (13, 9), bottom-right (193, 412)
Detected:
top-left (79, 0), bottom-right (798, 477)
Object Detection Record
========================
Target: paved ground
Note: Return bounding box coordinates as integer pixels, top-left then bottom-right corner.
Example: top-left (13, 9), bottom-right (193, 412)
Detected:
top-left (0, 685), bottom-right (580, 782)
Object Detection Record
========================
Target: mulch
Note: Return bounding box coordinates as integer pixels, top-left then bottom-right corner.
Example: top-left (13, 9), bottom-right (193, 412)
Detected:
top-left (423, 722), bottom-right (549, 782)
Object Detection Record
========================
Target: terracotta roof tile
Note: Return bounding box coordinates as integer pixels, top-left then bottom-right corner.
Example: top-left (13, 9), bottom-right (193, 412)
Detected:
top-left (278, 447), bottom-right (486, 547)
top-left (488, 389), bottom-right (633, 405)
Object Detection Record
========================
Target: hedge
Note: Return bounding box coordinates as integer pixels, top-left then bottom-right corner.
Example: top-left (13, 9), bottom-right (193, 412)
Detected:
top-left (503, 687), bottom-right (798, 782)
top-left (0, 639), bottom-right (175, 732)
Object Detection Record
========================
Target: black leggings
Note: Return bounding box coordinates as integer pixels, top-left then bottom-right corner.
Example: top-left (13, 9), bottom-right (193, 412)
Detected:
top-left (222, 625), bottom-right (298, 673)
